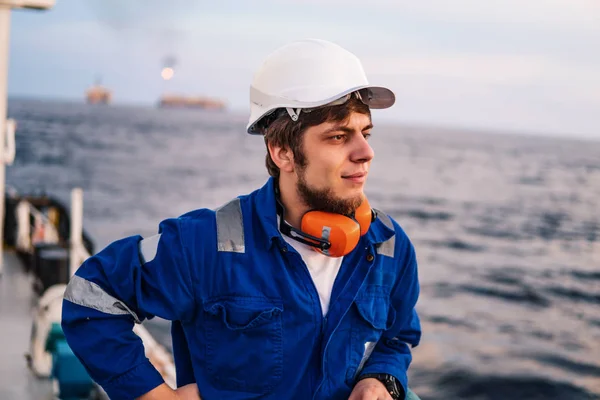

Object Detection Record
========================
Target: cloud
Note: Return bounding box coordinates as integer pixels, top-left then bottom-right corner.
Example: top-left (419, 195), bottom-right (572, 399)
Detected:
top-left (362, 53), bottom-right (600, 88)
top-left (365, 56), bottom-right (600, 138)
top-left (281, 0), bottom-right (600, 30)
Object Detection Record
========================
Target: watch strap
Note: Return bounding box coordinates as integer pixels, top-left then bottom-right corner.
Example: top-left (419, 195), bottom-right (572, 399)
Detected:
top-left (357, 373), bottom-right (404, 399)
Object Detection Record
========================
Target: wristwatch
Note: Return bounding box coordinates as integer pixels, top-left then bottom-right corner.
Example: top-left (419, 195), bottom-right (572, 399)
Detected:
top-left (357, 373), bottom-right (405, 399)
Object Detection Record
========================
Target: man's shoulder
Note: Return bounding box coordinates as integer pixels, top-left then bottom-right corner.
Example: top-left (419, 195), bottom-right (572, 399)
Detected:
top-left (178, 207), bottom-right (215, 219)
top-left (372, 208), bottom-right (409, 239)
top-left (171, 183), bottom-right (269, 237)
top-left (174, 194), bottom-right (251, 227)
top-left (371, 207), bottom-right (414, 257)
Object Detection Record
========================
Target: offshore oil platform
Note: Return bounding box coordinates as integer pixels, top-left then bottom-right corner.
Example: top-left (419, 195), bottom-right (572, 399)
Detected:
top-left (84, 57), bottom-right (226, 110)
top-left (85, 78), bottom-right (112, 105)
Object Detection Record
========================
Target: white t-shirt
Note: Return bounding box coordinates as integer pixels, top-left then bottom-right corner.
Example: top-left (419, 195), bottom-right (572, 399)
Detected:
top-left (279, 219), bottom-right (343, 316)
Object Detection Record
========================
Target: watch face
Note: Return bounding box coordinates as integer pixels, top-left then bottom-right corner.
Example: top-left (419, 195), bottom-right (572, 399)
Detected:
top-left (358, 373), bottom-right (403, 399)
top-left (382, 375), bottom-right (402, 399)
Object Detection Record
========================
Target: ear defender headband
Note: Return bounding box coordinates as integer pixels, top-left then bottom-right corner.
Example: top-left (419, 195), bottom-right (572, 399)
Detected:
top-left (276, 190), bottom-right (374, 257)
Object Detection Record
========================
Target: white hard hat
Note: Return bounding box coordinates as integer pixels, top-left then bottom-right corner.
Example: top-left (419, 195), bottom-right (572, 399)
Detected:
top-left (247, 39), bottom-right (395, 135)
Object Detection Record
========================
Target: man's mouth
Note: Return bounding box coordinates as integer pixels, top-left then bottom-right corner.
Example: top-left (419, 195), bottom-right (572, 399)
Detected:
top-left (342, 172), bottom-right (367, 178)
top-left (342, 172), bottom-right (367, 182)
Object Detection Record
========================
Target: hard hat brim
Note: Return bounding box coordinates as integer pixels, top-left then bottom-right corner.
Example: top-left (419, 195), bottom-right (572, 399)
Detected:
top-left (246, 85), bottom-right (395, 135)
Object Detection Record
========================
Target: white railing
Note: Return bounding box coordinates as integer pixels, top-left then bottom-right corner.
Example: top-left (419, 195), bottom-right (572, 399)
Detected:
top-left (69, 188), bottom-right (84, 277)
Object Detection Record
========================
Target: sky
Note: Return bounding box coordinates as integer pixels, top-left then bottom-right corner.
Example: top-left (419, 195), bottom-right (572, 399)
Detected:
top-left (6, 0), bottom-right (600, 139)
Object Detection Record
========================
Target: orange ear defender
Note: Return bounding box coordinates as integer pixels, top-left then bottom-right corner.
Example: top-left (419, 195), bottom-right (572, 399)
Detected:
top-left (277, 193), bottom-right (373, 258)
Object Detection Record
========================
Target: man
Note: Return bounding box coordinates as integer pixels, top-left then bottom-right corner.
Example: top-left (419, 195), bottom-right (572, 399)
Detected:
top-left (62, 39), bottom-right (421, 400)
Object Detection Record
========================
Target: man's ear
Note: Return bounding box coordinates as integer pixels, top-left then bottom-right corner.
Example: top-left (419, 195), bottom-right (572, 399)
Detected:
top-left (268, 142), bottom-right (295, 173)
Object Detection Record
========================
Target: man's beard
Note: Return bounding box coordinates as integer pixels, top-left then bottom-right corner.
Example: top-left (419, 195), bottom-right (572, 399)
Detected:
top-left (296, 168), bottom-right (363, 216)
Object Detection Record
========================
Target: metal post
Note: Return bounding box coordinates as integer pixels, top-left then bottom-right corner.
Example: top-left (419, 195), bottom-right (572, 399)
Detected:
top-left (0, 7), bottom-right (11, 275)
top-left (15, 200), bottom-right (30, 251)
top-left (70, 188), bottom-right (83, 277)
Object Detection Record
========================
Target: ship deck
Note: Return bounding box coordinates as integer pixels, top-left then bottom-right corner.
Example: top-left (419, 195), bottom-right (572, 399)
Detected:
top-left (0, 250), bottom-right (54, 399)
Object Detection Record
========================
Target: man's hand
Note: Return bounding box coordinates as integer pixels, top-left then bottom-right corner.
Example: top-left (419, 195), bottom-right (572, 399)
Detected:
top-left (175, 383), bottom-right (202, 400)
top-left (136, 383), bottom-right (180, 400)
top-left (137, 383), bottom-right (201, 400)
top-left (348, 378), bottom-right (393, 400)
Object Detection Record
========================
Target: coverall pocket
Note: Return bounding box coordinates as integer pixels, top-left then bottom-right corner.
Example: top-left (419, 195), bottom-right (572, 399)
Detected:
top-left (346, 287), bottom-right (396, 385)
top-left (203, 296), bottom-right (284, 394)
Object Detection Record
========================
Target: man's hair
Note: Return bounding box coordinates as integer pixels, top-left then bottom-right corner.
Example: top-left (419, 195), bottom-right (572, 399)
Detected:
top-left (262, 97), bottom-right (371, 179)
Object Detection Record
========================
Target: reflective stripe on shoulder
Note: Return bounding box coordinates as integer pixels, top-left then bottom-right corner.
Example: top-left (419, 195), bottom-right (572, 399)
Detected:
top-left (64, 275), bottom-right (141, 324)
top-left (139, 233), bottom-right (161, 264)
top-left (374, 208), bottom-right (395, 258)
top-left (215, 197), bottom-right (245, 253)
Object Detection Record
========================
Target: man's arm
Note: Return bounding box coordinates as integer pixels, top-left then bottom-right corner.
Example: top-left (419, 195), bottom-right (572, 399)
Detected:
top-left (62, 217), bottom-right (197, 400)
top-left (356, 226), bottom-right (422, 398)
